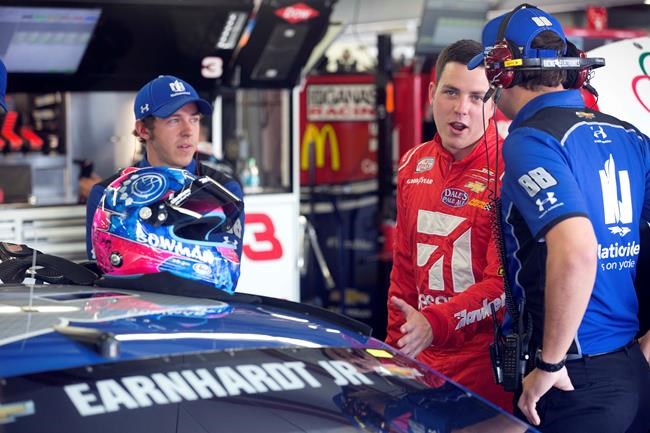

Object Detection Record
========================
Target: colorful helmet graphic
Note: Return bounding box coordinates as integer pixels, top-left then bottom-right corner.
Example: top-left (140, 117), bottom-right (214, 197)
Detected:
top-left (92, 166), bottom-right (243, 293)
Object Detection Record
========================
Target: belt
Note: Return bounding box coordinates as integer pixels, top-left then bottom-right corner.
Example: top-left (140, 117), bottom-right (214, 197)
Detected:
top-left (566, 339), bottom-right (637, 361)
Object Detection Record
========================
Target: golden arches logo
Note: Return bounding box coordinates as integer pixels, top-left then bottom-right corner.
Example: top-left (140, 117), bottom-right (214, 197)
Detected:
top-left (301, 124), bottom-right (340, 171)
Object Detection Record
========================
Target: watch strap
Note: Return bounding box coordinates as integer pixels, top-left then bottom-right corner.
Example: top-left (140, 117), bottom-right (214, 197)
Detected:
top-left (535, 349), bottom-right (566, 372)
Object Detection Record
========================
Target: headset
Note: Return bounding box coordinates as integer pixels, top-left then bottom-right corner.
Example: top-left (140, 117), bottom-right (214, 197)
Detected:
top-left (483, 3), bottom-right (605, 91)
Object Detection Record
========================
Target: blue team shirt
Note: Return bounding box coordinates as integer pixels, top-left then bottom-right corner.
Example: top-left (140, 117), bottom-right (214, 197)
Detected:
top-left (500, 89), bottom-right (650, 355)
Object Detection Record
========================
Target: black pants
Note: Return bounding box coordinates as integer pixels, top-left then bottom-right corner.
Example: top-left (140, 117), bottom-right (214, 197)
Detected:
top-left (514, 342), bottom-right (649, 433)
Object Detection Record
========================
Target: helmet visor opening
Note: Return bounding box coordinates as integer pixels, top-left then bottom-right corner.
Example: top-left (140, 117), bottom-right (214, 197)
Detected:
top-left (168, 176), bottom-right (243, 231)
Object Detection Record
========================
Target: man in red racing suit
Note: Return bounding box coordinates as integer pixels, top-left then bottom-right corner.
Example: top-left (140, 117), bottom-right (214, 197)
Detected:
top-left (386, 40), bottom-right (512, 411)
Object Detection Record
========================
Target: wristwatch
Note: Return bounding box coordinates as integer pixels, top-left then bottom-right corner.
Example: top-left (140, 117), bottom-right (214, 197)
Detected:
top-left (534, 349), bottom-right (566, 372)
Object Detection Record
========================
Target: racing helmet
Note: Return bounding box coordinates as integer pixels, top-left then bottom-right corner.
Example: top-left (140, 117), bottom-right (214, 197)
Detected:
top-left (92, 166), bottom-right (243, 293)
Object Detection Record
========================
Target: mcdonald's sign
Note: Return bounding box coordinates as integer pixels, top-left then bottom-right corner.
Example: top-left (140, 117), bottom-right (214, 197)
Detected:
top-left (300, 123), bottom-right (340, 171)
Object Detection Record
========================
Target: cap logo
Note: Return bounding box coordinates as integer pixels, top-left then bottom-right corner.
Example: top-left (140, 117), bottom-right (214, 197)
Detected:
top-left (140, 103), bottom-right (149, 114)
top-left (167, 79), bottom-right (191, 98)
top-left (169, 80), bottom-right (187, 93)
top-left (531, 16), bottom-right (553, 26)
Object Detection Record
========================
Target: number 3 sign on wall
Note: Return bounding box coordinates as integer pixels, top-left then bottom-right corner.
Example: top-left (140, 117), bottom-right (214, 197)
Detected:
top-left (243, 213), bottom-right (284, 261)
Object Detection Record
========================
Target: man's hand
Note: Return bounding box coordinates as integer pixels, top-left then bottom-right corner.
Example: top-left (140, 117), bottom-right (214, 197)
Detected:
top-left (517, 367), bottom-right (574, 426)
top-left (390, 296), bottom-right (432, 358)
top-left (639, 331), bottom-right (650, 363)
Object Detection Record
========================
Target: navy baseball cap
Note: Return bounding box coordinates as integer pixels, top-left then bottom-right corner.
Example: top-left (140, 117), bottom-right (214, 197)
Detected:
top-left (0, 58), bottom-right (7, 113)
top-left (468, 5), bottom-right (567, 70)
top-left (134, 75), bottom-right (212, 120)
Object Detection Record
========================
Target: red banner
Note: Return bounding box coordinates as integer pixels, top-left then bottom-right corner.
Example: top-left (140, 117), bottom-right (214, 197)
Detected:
top-left (299, 75), bottom-right (377, 185)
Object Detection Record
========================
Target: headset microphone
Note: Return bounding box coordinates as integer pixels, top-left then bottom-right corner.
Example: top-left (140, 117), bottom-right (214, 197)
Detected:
top-left (483, 87), bottom-right (503, 103)
top-left (483, 87), bottom-right (496, 103)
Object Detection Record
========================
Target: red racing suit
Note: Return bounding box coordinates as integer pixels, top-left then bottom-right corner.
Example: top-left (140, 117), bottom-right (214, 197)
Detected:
top-left (386, 122), bottom-right (512, 411)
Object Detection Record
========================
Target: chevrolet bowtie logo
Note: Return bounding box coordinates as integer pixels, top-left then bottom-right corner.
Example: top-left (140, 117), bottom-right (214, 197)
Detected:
top-left (465, 181), bottom-right (486, 193)
top-left (575, 111), bottom-right (595, 119)
top-left (0, 400), bottom-right (35, 424)
top-left (140, 104), bottom-right (150, 114)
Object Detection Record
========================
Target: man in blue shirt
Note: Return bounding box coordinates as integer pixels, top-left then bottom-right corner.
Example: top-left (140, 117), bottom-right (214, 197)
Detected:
top-left (469, 4), bottom-right (649, 432)
top-left (85, 75), bottom-right (244, 287)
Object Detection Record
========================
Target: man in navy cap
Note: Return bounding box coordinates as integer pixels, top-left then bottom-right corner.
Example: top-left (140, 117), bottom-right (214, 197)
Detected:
top-left (85, 75), bottom-right (244, 279)
top-left (469, 4), bottom-right (649, 432)
top-left (0, 58), bottom-right (7, 113)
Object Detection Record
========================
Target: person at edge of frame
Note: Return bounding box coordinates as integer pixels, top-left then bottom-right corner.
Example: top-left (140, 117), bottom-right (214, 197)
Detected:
top-left (468, 3), bottom-right (650, 432)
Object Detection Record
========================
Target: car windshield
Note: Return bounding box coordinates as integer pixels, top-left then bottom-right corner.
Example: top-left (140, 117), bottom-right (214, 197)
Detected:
top-left (1, 346), bottom-right (531, 433)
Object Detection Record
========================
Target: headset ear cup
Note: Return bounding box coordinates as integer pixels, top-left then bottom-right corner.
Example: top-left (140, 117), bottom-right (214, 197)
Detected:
top-left (573, 66), bottom-right (588, 89)
top-left (505, 40), bottom-right (522, 87)
top-left (563, 41), bottom-right (589, 89)
top-left (564, 69), bottom-right (578, 89)
top-left (485, 40), bottom-right (516, 89)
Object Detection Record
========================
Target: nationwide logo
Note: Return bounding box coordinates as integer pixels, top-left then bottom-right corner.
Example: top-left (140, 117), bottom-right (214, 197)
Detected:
top-left (598, 241), bottom-right (639, 272)
top-left (598, 241), bottom-right (640, 259)
top-left (415, 157), bottom-right (434, 172)
top-left (599, 155), bottom-right (632, 236)
top-left (441, 188), bottom-right (468, 207)
top-left (275, 3), bottom-right (319, 24)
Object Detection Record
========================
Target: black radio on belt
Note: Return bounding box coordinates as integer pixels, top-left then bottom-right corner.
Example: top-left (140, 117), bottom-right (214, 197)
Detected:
top-left (489, 302), bottom-right (530, 392)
